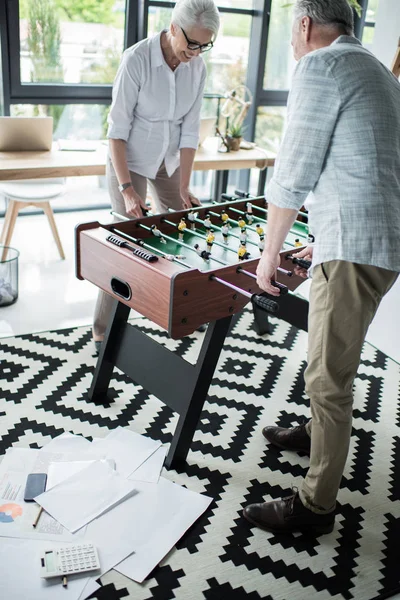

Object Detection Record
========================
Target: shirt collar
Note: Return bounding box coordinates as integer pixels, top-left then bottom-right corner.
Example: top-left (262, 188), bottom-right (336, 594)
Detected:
top-left (151, 30), bottom-right (191, 69)
top-left (331, 35), bottom-right (362, 47)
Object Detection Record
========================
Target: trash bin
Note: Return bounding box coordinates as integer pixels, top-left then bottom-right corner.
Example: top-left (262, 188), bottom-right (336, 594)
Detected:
top-left (0, 246), bottom-right (19, 307)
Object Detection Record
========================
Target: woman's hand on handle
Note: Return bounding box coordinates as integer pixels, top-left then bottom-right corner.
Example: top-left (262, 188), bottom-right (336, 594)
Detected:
top-left (122, 187), bottom-right (148, 219)
top-left (180, 187), bottom-right (201, 209)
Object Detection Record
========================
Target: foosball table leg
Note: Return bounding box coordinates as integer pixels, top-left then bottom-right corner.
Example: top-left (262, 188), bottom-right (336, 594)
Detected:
top-left (87, 298), bottom-right (234, 469)
top-left (165, 315), bottom-right (233, 469)
top-left (89, 299), bottom-right (131, 403)
top-left (252, 302), bottom-right (274, 336)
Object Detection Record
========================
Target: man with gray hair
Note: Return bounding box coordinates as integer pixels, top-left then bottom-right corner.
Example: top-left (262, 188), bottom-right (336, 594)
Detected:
top-left (244, 0), bottom-right (400, 535)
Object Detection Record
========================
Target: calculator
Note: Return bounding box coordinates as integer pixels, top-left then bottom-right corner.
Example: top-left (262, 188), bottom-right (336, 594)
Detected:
top-left (40, 543), bottom-right (100, 579)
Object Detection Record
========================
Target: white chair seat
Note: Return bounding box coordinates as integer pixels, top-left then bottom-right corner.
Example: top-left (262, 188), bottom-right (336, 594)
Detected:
top-left (0, 179), bottom-right (65, 202)
top-left (0, 178), bottom-right (66, 260)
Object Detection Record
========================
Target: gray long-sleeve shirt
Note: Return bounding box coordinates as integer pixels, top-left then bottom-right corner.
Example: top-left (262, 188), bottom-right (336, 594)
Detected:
top-left (267, 36), bottom-right (400, 273)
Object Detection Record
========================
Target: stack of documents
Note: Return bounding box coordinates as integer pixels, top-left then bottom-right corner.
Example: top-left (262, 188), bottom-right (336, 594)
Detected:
top-left (0, 427), bottom-right (212, 600)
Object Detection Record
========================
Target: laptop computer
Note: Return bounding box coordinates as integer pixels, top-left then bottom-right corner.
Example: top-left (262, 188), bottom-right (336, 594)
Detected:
top-left (199, 117), bottom-right (216, 146)
top-left (0, 117), bottom-right (53, 152)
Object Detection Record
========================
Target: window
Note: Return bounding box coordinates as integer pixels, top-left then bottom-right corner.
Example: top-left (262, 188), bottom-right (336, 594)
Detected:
top-left (147, 7), bottom-right (252, 97)
top-left (255, 106), bottom-right (287, 154)
top-left (362, 0), bottom-right (379, 48)
top-left (263, 1), bottom-right (295, 90)
top-left (18, 0), bottom-right (125, 85)
top-left (10, 103), bottom-right (109, 140)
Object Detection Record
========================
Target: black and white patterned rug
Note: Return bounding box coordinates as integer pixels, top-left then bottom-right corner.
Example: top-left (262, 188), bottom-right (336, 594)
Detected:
top-left (1, 310), bottom-right (400, 600)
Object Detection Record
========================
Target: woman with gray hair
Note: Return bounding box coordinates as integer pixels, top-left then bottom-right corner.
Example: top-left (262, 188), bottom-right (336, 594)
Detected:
top-left (92, 0), bottom-right (220, 351)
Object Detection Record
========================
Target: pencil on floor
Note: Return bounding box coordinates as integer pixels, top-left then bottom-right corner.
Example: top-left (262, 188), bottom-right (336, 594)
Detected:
top-left (32, 506), bottom-right (43, 528)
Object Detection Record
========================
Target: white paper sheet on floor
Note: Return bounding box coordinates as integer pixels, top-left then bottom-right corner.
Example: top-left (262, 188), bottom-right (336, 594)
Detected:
top-left (91, 427), bottom-right (162, 477)
top-left (35, 460), bottom-right (137, 533)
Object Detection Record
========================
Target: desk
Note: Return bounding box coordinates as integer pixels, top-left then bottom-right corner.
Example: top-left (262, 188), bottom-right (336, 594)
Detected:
top-left (0, 138), bottom-right (275, 201)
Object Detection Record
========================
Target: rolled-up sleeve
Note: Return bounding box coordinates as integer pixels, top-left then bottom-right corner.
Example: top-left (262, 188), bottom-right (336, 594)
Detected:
top-left (179, 65), bottom-right (206, 150)
top-left (267, 54), bottom-right (341, 210)
top-left (107, 51), bottom-right (142, 141)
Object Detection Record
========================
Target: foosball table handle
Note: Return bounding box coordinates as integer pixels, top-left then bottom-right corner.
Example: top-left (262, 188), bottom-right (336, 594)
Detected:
top-left (286, 255), bottom-right (312, 270)
top-left (251, 294), bottom-right (279, 314)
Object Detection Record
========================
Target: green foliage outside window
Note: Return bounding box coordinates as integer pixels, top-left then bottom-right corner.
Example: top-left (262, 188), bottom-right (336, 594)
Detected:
top-left (20, 0), bottom-right (117, 24)
top-left (27, 0), bottom-right (64, 129)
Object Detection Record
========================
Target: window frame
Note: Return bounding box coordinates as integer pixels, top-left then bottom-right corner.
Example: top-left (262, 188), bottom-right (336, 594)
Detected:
top-left (0, 0), bottom-right (372, 168)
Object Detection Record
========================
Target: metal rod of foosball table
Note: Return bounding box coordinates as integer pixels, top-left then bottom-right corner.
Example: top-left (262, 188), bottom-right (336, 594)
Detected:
top-left (210, 275), bottom-right (279, 314)
top-left (161, 217), bottom-right (239, 255)
top-left (238, 266), bottom-right (293, 279)
top-left (211, 204), bottom-right (307, 242)
top-left (253, 204), bottom-right (309, 221)
top-left (208, 207), bottom-right (260, 234)
top-left (111, 227), bottom-right (192, 269)
top-left (111, 211), bottom-right (227, 267)
top-left (138, 222), bottom-right (228, 267)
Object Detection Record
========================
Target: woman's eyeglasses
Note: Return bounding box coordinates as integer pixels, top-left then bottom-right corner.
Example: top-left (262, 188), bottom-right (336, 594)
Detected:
top-left (181, 27), bottom-right (213, 53)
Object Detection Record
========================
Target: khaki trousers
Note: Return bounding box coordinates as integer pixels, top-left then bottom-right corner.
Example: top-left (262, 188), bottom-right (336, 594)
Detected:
top-left (299, 261), bottom-right (398, 514)
top-left (93, 157), bottom-right (182, 338)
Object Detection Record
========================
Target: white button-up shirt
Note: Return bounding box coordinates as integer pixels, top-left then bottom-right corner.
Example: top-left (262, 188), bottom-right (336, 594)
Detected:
top-left (107, 31), bottom-right (206, 179)
top-left (267, 36), bottom-right (400, 273)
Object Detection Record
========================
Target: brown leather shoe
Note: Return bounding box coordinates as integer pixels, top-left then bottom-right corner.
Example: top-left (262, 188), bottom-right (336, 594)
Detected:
top-left (262, 423), bottom-right (311, 454)
top-left (243, 491), bottom-right (335, 535)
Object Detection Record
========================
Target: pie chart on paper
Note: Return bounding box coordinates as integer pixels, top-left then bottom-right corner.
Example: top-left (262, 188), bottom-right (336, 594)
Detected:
top-left (0, 503), bottom-right (23, 523)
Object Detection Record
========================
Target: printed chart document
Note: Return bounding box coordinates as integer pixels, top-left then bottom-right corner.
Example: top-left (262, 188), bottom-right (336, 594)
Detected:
top-left (0, 448), bottom-right (88, 542)
top-left (0, 537), bottom-right (91, 600)
top-left (36, 460), bottom-right (137, 533)
top-left (92, 427), bottom-right (161, 477)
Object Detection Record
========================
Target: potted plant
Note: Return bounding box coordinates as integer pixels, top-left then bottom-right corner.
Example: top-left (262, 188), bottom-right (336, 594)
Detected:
top-left (225, 124), bottom-right (243, 151)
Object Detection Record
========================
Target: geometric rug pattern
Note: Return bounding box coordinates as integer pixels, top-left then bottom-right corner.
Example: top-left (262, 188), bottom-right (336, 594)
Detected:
top-left (1, 309), bottom-right (400, 600)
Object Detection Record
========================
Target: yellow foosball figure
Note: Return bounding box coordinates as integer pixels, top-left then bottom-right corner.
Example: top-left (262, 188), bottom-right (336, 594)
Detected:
top-left (255, 223), bottom-right (264, 238)
top-left (178, 217), bottom-right (187, 241)
top-left (238, 241), bottom-right (250, 261)
top-left (221, 210), bottom-right (229, 223)
top-left (206, 229), bottom-right (215, 251)
top-left (238, 216), bottom-right (246, 229)
top-left (294, 238), bottom-right (303, 247)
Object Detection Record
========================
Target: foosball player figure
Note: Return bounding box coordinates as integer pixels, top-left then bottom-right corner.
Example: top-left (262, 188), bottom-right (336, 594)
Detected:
top-left (255, 223), bottom-right (264, 238)
top-left (246, 202), bottom-right (253, 224)
top-left (187, 209), bottom-right (197, 230)
top-left (206, 229), bottom-right (215, 252)
top-left (258, 234), bottom-right (265, 253)
top-left (221, 223), bottom-right (230, 243)
top-left (307, 232), bottom-right (315, 244)
top-left (237, 215), bottom-right (246, 229)
top-left (294, 238), bottom-right (303, 247)
top-left (178, 217), bottom-right (187, 241)
top-left (150, 224), bottom-right (167, 244)
top-left (238, 242), bottom-right (250, 261)
top-left (239, 227), bottom-right (248, 244)
top-left (203, 213), bottom-right (212, 231)
top-left (194, 243), bottom-right (211, 261)
top-left (221, 210), bottom-right (229, 223)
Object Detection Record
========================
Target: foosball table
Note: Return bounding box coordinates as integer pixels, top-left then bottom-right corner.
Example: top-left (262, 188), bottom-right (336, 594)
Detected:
top-left (76, 194), bottom-right (310, 468)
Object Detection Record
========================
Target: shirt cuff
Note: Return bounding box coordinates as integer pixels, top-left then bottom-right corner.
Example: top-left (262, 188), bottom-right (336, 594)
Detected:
top-left (266, 178), bottom-right (308, 210)
top-left (107, 125), bottom-right (130, 142)
top-left (179, 134), bottom-right (199, 151)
